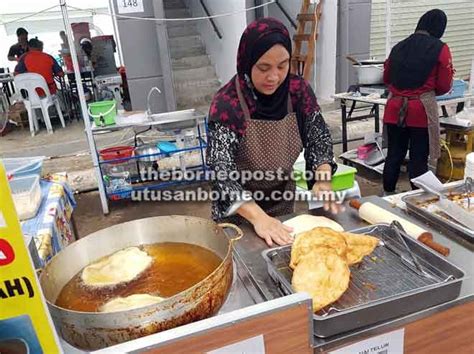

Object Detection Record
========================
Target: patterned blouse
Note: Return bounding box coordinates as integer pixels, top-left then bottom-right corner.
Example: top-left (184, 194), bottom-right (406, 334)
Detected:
top-left (207, 111), bottom-right (336, 220)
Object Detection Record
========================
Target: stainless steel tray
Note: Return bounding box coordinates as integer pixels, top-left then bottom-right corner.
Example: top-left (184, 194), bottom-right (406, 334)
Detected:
top-left (402, 184), bottom-right (474, 243)
top-left (261, 224), bottom-right (464, 338)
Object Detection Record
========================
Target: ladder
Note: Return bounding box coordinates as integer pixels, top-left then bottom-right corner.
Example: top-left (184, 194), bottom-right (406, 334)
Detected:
top-left (291, 0), bottom-right (323, 81)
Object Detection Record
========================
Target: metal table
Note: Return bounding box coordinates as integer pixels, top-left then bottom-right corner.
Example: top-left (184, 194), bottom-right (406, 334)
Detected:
top-left (231, 195), bottom-right (474, 352)
top-left (89, 110), bottom-right (208, 214)
top-left (56, 75), bottom-right (79, 122)
top-left (0, 73), bottom-right (15, 106)
top-left (332, 92), bottom-right (474, 153)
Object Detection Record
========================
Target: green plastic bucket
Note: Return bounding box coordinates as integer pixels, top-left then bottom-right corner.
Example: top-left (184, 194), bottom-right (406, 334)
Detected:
top-left (88, 100), bottom-right (116, 126)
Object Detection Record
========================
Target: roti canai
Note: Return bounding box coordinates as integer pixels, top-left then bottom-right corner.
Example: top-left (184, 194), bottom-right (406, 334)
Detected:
top-left (81, 247), bottom-right (152, 287)
top-left (100, 294), bottom-right (164, 312)
top-left (291, 250), bottom-right (350, 312)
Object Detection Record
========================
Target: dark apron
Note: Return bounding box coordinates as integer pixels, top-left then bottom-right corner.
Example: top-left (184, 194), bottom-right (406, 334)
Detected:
top-left (394, 90), bottom-right (440, 169)
top-left (232, 77), bottom-right (304, 220)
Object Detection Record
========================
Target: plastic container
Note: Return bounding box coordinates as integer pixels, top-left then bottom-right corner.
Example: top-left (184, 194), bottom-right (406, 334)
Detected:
top-left (357, 144), bottom-right (376, 160)
top-left (465, 152), bottom-right (474, 179)
top-left (88, 100), bottom-right (117, 126)
top-left (184, 129), bottom-right (197, 148)
top-left (293, 162), bottom-right (357, 191)
top-left (103, 165), bottom-right (132, 199)
top-left (99, 146), bottom-right (134, 163)
top-left (332, 164), bottom-right (357, 191)
top-left (157, 141), bottom-right (178, 154)
top-left (2, 156), bottom-right (45, 179)
top-left (9, 175), bottom-right (41, 220)
top-left (437, 80), bottom-right (467, 101)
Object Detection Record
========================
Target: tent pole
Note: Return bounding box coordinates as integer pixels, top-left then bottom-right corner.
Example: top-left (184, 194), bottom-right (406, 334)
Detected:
top-left (108, 0), bottom-right (124, 66)
top-left (385, 0), bottom-right (392, 58)
top-left (59, 0), bottom-right (110, 214)
top-left (468, 58), bottom-right (474, 108)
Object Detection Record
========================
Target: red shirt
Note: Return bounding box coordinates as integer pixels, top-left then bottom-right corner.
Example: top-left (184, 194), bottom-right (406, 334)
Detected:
top-left (15, 51), bottom-right (63, 94)
top-left (383, 44), bottom-right (454, 127)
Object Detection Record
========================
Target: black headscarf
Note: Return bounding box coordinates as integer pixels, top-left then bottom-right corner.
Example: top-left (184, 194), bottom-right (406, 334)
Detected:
top-left (237, 21), bottom-right (292, 121)
top-left (389, 9), bottom-right (447, 90)
top-left (209, 18), bottom-right (320, 136)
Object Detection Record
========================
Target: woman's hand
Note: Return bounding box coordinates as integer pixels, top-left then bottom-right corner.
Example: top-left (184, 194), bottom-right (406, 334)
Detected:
top-left (312, 181), bottom-right (344, 214)
top-left (237, 201), bottom-right (293, 247)
top-left (312, 163), bottom-right (345, 214)
top-left (252, 214), bottom-right (294, 247)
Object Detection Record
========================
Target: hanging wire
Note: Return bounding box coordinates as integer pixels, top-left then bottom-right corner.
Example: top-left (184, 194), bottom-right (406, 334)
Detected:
top-left (1, 1), bottom-right (275, 26)
top-left (67, 1), bottom-right (276, 22)
top-left (0, 5), bottom-right (60, 25)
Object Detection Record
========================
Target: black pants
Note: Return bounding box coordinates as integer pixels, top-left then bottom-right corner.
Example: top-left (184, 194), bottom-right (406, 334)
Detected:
top-left (383, 124), bottom-right (430, 192)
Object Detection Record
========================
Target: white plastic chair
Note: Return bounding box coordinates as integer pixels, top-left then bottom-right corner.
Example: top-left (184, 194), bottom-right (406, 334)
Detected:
top-left (14, 73), bottom-right (65, 136)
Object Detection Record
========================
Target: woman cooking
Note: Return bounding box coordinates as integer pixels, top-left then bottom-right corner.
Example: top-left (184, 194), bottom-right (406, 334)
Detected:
top-left (207, 18), bottom-right (340, 247)
top-left (383, 9), bottom-right (455, 194)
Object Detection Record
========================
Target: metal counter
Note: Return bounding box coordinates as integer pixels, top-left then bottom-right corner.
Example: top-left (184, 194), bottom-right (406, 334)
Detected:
top-left (232, 195), bottom-right (474, 352)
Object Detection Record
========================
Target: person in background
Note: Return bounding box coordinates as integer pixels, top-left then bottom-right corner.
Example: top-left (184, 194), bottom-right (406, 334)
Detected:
top-left (207, 18), bottom-right (339, 247)
top-left (382, 9), bottom-right (454, 194)
top-left (14, 38), bottom-right (64, 95)
top-left (8, 27), bottom-right (29, 61)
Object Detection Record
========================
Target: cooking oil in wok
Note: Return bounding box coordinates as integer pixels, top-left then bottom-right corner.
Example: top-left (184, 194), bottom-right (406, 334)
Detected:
top-left (55, 242), bottom-right (222, 312)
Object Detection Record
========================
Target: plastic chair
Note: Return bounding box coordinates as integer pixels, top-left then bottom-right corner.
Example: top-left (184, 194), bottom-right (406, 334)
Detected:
top-left (14, 73), bottom-right (65, 136)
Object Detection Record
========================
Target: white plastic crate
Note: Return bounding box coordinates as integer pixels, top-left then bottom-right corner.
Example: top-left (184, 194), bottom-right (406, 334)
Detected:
top-left (9, 175), bottom-right (41, 220)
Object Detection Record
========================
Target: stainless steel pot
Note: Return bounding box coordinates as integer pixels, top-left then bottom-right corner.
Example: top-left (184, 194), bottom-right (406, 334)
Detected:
top-left (39, 216), bottom-right (242, 350)
top-left (353, 64), bottom-right (384, 85)
top-left (134, 143), bottom-right (161, 163)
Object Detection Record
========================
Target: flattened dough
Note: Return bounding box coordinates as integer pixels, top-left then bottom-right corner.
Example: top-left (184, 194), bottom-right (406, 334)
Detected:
top-left (82, 247), bottom-right (152, 287)
top-left (100, 294), bottom-right (164, 312)
top-left (283, 215), bottom-right (344, 237)
top-left (290, 227), bottom-right (347, 269)
top-left (291, 250), bottom-right (350, 312)
top-left (342, 232), bottom-right (379, 265)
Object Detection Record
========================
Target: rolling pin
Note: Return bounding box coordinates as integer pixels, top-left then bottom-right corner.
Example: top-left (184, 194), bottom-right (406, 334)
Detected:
top-left (349, 199), bottom-right (450, 256)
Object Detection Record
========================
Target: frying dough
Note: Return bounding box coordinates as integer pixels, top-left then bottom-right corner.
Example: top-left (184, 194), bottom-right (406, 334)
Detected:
top-left (291, 250), bottom-right (350, 312)
top-left (81, 247), bottom-right (152, 287)
top-left (290, 227), bottom-right (347, 269)
top-left (100, 294), bottom-right (164, 312)
top-left (283, 215), bottom-right (344, 237)
top-left (342, 232), bottom-right (379, 265)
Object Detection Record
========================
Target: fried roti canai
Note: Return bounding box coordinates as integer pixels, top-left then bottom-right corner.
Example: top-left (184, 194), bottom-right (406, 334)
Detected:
top-left (290, 227), bottom-right (348, 269)
top-left (341, 232), bottom-right (379, 265)
top-left (291, 250), bottom-right (350, 312)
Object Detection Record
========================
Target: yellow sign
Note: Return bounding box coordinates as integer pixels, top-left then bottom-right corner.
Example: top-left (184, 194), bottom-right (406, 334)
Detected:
top-left (0, 163), bottom-right (62, 353)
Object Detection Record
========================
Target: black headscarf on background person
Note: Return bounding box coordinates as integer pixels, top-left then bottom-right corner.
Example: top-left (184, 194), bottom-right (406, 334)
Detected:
top-left (244, 29), bottom-right (292, 120)
top-left (388, 9), bottom-right (447, 90)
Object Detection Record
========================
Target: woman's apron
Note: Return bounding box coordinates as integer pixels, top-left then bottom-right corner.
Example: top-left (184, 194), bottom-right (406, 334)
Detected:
top-left (233, 77), bottom-right (303, 219)
top-left (396, 90), bottom-right (440, 170)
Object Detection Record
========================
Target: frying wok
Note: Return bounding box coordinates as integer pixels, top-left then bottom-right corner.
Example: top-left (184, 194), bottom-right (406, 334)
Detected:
top-left (39, 216), bottom-right (242, 350)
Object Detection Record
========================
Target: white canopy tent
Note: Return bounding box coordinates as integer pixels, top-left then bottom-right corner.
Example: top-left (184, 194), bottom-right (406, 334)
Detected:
top-left (0, 0), bottom-right (114, 70)
top-left (1, 0), bottom-right (112, 212)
